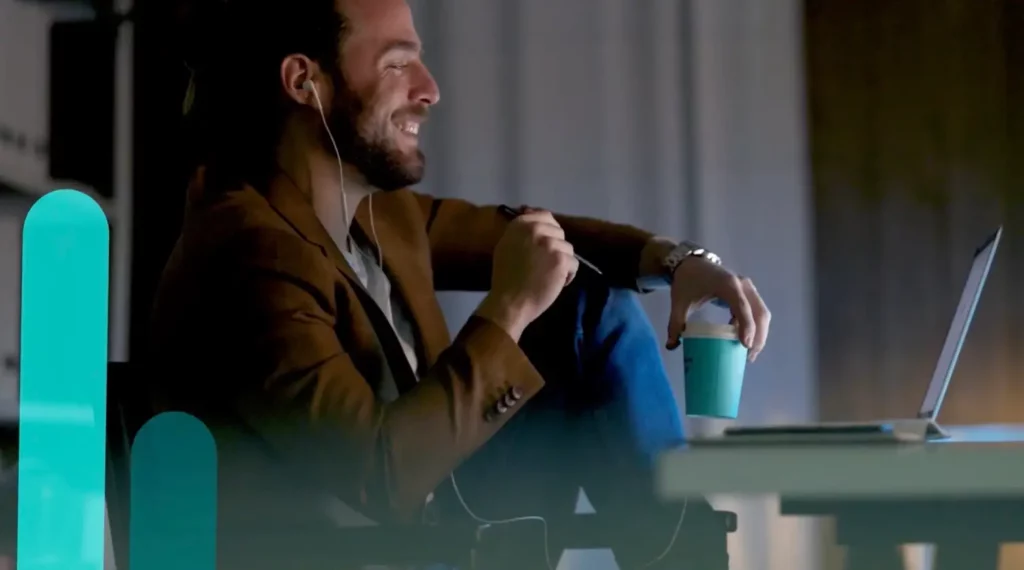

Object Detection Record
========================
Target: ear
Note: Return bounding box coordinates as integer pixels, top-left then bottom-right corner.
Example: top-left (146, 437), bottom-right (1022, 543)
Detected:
top-left (280, 54), bottom-right (322, 107)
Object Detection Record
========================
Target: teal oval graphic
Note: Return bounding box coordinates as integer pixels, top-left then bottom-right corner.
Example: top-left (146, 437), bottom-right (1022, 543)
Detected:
top-left (18, 189), bottom-right (110, 570)
top-left (130, 412), bottom-right (217, 570)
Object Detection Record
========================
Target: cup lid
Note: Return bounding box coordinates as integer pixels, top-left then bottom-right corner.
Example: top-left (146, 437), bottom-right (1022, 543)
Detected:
top-left (681, 321), bottom-right (739, 340)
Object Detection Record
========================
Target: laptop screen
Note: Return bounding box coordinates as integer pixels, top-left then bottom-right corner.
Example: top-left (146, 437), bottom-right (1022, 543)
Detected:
top-left (918, 227), bottom-right (1002, 420)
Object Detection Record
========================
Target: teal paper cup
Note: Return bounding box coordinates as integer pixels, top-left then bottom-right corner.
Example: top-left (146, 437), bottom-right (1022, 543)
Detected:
top-left (682, 321), bottom-right (748, 418)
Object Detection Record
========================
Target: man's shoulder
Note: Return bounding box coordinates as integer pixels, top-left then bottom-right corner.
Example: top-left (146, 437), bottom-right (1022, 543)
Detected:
top-left (184, 185), bottom-right (289, 240)
top-left (168, 188), bottom-right (332, 285)
top-left (152, 190), bottom-right (336, 346)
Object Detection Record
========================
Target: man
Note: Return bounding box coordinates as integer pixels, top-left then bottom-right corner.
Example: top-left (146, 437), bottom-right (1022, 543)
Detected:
top-left (151, 0), bottom-right (770, 568)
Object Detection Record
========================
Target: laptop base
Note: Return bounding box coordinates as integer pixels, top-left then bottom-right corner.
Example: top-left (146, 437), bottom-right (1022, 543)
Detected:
top-left (925, 420), bottom-right (951, 440)
top-left (702, 419), bottom-right (951, 446)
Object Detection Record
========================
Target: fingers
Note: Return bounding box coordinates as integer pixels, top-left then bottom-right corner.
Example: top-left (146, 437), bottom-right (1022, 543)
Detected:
top-left (522, 221), bottom-right (561, 236)
top-left (562, 253), bottom-right (580, 287)
top-left (666, 294), bottom-right (712, 350)
top-left (537, 234), bottom-right (573, 257)
top-left (520, 211), bottom-right (575, 265)
top-left (741, 278), bottom-right (770, 362)
top-left (666, 305), bottom-right (688, 350)
top-left (517, 212), bottom-right (564, 241)
top-left (668, 261), bottom-right (771, 361)
top-left (720, 275), bottom-right (756, 350)
top-left (721, 277), bottom-right (769, 361)
top-left (517, 210), bottom-right (577, 287)
top-left (516, 209), bottom-right (558, 227)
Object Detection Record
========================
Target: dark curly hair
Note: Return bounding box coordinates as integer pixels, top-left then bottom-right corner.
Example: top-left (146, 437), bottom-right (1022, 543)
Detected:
top-left (177, 0), bottom-right (349, 189)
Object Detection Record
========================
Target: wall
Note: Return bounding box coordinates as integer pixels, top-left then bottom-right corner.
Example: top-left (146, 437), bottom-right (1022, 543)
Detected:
top-left (0, 0), bottom-right (51, 419)
top-left (689, 1), bottom-right (818, 570)
top-left (0, 208), bottom-right (23, 418)
top-left (0, 0), bottom-right (95, 194)
top-left (0, 0), bottom-right (51, 194)
top-left (0, 0), bottom-right (133, 387)
top-left (409, 0), bottom-right (817, 569)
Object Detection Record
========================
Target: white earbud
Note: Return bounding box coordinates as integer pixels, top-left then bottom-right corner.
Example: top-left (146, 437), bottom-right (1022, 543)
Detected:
top-left (302, 79), bottom-right (315, 92)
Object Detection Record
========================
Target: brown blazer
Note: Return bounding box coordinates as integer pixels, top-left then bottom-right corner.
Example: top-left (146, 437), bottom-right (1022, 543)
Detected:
top-left (149, 170), bottom-right (654, 525)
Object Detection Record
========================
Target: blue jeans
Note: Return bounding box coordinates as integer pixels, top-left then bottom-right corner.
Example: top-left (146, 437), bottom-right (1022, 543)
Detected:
top-left (440, 280), bottom-right (729, 569)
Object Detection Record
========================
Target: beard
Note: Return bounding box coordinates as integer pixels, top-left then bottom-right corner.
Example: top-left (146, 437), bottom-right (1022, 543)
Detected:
top-left (323, 79), bottom-right (427, 192)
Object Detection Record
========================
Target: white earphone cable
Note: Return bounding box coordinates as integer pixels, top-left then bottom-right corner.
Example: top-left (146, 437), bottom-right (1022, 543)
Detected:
top-left (449, 471), bottom-right (688, 570)
top-left (448, 472), bottom-right (557, 570)
top-left (307, 78), bottom-right (688, 570)
top-left (308, 82), bottom-right (354, 255)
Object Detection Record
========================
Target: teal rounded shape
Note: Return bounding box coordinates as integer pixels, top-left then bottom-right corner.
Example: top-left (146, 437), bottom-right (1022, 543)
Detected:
top-left (18, 189), bottom-right (110, 570)
top-left (682, 322), bottom-right (748, 419)
top-left (130, 412), bottom-right (217, 570)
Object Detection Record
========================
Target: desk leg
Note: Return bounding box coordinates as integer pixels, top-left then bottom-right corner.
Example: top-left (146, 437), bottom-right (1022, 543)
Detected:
top-left (934, 542), bottom-right (999, 570)
top-left (844, 544), bottom-right (904, 570)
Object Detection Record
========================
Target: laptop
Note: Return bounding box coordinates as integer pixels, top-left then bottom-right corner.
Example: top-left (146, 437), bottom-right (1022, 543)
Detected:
top-left (706, 227), bottom-right (1003, 445)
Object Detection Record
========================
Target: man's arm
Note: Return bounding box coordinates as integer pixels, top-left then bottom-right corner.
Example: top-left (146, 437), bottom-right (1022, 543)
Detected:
top-left (215, 229), bottom-right (545, 522)
top-left (409, 192), bottom-right (772, 359)
top-left (413, 194), bottom-right (662, 291)
top-left (636, 237), bottom-right (680, 289)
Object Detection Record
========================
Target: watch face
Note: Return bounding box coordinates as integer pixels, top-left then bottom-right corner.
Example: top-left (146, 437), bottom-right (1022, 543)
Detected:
top-left (666, 242), bottom-right (721, 270)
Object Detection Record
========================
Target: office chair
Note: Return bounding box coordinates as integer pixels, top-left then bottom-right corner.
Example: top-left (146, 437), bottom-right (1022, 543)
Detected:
top-left (105, 362), bottom-right (480, 569)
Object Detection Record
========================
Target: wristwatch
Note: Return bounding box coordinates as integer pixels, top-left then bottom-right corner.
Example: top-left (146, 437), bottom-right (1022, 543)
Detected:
top-left (662, 240), bottom-right (722, 280)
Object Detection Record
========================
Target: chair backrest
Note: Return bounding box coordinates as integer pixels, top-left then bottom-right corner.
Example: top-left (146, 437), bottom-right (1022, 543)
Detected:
top-left (100, 362), bottom-right (486, 569)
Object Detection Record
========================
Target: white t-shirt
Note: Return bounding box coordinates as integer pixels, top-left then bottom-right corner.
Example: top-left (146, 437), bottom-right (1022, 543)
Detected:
top-left (340, 242), bottom-right (421, 400)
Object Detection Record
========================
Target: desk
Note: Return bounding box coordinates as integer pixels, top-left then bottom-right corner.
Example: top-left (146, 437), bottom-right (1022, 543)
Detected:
top-left (655, 425), bottom-right (1024, 570)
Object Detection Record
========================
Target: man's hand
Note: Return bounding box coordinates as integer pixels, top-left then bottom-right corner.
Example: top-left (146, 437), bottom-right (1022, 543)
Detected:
top-left (666, 257), bottom-right (770, 362)
top-left (476, 210), bottom-right (580, 342)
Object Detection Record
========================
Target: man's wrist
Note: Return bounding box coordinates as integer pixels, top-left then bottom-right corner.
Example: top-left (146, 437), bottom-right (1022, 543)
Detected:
top-left (637, 237), bottom-right (678, 289)
top-left (474, 293), bottom-right (530, 343)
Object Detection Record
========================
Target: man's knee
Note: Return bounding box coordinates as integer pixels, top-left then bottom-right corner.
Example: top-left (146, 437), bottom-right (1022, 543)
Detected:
top-left (597, 286), bottom-right (658, 338)
top-left (579, 284), bottom-right (664, 373)
top-left (521, 280), bottom-right (664, 363)
top-left (517, 283), bottom-right (587, 374)
top-left (516, 281), bottom-right (624, 407)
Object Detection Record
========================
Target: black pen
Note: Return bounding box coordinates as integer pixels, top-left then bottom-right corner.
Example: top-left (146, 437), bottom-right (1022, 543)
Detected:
top-left (498, 205), bottom-right (604, 276)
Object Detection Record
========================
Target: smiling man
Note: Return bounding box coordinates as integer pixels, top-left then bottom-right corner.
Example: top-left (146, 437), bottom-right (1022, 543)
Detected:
top-left (151, 0), bottom-right (769, 568)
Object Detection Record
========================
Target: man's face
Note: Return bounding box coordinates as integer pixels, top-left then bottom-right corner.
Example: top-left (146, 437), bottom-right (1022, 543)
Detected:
top-left (326, 0), bottom-right (439, 191)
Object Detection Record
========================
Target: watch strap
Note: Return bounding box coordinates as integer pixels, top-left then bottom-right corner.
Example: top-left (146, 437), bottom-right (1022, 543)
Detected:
top-left (662, 241), bottom-right (721, 279)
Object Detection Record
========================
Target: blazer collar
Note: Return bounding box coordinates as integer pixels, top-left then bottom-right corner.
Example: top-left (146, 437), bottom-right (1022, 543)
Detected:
top-left (261, 173), bottom-right (361, 284)
top-left (263, 172), bottom-right (452, 368)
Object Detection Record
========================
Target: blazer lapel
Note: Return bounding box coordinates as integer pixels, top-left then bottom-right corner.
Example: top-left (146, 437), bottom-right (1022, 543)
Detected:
top-left (260, 176), bottom-right (454, 387)
top-left (261, 176), bottom-right (419, 391)
top-left (261, 175), bottom-right (362, 286)
top-left (353, 191), bottom-right (452, 368)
